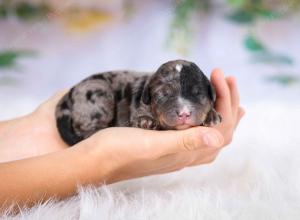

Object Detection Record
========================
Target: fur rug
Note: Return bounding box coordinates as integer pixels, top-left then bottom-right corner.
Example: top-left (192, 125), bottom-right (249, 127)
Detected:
top-left (2, 102), bottom-right (300, 220)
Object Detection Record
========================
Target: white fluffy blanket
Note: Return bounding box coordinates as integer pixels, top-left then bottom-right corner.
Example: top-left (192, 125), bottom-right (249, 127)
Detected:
top-left (2, 103), bottom-right (300, 220)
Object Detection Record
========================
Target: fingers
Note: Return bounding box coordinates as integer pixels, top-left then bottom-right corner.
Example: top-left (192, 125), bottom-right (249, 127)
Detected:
top-left (210, 69), bottom-right (231, 121)
top-left (226, 76), bottom-right (240, 112)
top-left (235, 107), bottom-right (245, 129)
top-left (148, 126), bottom-right (224, 157)
top-left (96, 126), bottom-right (223, 160)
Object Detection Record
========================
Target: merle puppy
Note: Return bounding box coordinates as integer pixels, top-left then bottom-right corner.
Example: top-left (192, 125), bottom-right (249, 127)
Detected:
top-left (56, 60), bottom-right (222, 146)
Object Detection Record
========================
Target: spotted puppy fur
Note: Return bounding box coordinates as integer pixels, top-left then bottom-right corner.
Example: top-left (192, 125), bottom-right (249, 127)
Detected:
top-left (56, 60), bottom-right (222, 146)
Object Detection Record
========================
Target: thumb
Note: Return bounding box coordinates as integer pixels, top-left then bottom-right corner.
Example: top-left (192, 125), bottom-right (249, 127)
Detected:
top-left (150, 126), bottom-right (224, 156)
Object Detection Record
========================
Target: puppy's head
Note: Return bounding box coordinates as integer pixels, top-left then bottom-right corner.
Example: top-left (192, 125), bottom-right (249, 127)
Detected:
top-left (142, 60), bottom-right (216, 130)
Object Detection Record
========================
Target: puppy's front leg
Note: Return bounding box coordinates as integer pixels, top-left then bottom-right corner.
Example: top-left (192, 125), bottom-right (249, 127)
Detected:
top-left (136, 115), bottom-right (159, 129)
top-left (204, 109), bottom-right (222, 127)
top-left (130, 105), bottom-right (159, 130)
top-left (130, 114), bottom-right (158, 130)
top-left (130, 100), bottom-right (159, 130)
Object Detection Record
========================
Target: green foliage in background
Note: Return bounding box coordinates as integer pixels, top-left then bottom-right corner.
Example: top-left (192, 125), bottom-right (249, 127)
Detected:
top-left (227, 0), bottom-right (284, 24)
top-left (15, 2), bottom-right (50, 20)
top-left (0, 4), bottom-right (8, 18)
top-left (0, 1), bottom-right (51, 21)
top-left (0, 1), bottom-right (45, 72)
top-left (244, 34), bottom-right (298, 85)
top-left (167, 0), bottom-right (210, 54)
top-left (0, 50), bottom-right (36, 70)
top-left (227, 0), bottom-right (299, 85)
top-left (266, 74), bottom-right (299, 86)
top-left (168, 0), bottom-right (299, 85)
top-left (0, 0), bottom-right (299, 85)
top-left (244, 34), bottom-right (293, 65)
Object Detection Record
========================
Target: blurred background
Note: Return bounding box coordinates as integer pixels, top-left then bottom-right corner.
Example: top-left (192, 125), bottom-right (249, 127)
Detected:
top-left (1, 2), bottom-right (300, 217)
top-left (0, 0), bottom-right (299, 119)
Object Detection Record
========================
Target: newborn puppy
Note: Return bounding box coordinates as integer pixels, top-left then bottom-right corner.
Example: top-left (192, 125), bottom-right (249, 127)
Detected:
top-left (56, 60), bottom-right (222, 146)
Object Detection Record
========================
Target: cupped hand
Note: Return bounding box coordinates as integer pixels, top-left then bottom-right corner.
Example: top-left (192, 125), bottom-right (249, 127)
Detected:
top-left (0, 69), bottom-right (244, 208)
top-left (1, 68), bottom-right (243, 181)
top-left (78, 68), bottom-right (245, 183)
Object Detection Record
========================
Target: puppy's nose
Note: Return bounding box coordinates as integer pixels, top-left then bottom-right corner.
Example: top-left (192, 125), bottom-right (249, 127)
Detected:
top-left (177, 110), bottom-right (191, 120)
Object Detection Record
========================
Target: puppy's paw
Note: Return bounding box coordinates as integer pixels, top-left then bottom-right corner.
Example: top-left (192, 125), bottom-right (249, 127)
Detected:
top-left (204, 109), bottom-right (222, 127)
top-left (137, 116), bottom-right (158, 130)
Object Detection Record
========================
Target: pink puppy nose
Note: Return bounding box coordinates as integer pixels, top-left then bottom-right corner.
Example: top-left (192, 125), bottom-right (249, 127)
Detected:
top-left (177, 111), bottom-right (191, 119)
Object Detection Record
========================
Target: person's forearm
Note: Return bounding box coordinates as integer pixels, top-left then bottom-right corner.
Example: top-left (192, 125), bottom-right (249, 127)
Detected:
top-left (0, 116), bottom-right (25, 139)
top-left (0, 114), bottom-right (68, 163)
top-left (0, 116), bottom-right (36, 162)
top-left (0, 141), bottom-right (113, 210)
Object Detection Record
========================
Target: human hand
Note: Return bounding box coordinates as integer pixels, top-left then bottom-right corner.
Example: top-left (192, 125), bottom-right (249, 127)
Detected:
top-left (211, 68), bottom-right (245, 145)
top-left (0, 90), bottom-right (69, 162)
top-left (0, 68), bottom-right (243, 179)
top-left (79, 68), bottom-right (245, 183)
top-left (0, 69), bottom-right (244, 208)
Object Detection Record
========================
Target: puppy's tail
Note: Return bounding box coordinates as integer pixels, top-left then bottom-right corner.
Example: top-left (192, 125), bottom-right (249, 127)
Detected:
top-left (56, 114), bottom-right (83, 146)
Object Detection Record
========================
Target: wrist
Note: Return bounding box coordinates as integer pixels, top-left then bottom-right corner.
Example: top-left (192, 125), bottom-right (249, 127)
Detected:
top-left (0, 115), bottom-right (37, 162)
top-left (0, 115), bottom-right (28, 137)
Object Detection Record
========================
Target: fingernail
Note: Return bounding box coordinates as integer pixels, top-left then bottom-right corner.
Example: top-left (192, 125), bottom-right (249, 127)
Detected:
top-left (203, 132), bottom-right (222, 147)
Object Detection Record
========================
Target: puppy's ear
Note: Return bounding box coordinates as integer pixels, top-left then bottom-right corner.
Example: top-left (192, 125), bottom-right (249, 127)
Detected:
top-left (141, 80), bottom-right (151, 105)
top-left (208, 83), bottom-right (216, 102)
